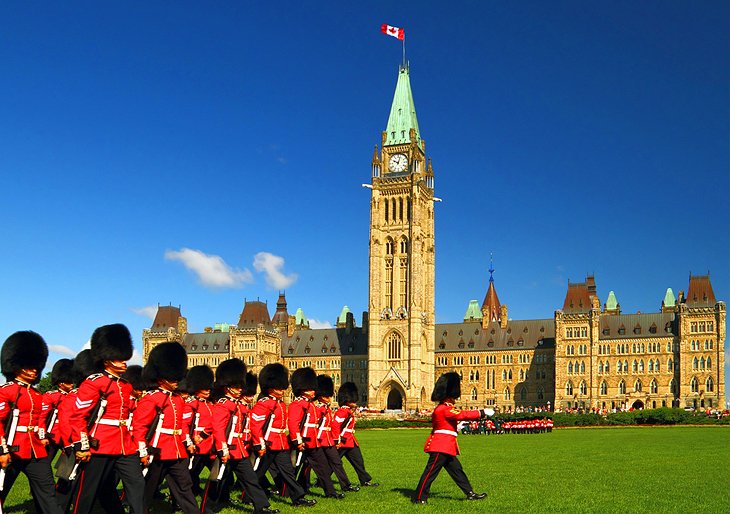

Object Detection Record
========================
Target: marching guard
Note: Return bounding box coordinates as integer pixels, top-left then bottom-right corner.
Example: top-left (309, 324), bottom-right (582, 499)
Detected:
top-left (313, 375), bottom-right (358, 494)
top-left (251, 363), bottom-right (316, 508)
top-left (333, 382), bottom-right (378, 487)
top-left (68, 324), bottom-right (146, 514)
top-left (182, 365), bottom-right (215, 496)
top-left (42, 358), bottom-right (76, 461)
top-left (200, 359), bottom-right (276, 514)
top-left (412, 372), bottom-right (492, 504)
top-left (288, 368), bottom-right (341, 499)
top-left (134, 342), bottom-right (200, 514)
top-left (0, 331), bottom-right (63, 514)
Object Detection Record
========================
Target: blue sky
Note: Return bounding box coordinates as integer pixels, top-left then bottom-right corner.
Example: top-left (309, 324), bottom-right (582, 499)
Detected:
top-left (1, 2), bottom-right (728, 397)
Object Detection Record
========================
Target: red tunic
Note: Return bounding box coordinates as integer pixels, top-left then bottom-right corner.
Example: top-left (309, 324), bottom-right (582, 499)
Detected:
top-left (56, 389), bottom-right (78, 447)
top-left (68, 372), bottom-right (137, 455)
top-left (41, 389), bottom-right (66, 446)
top-left (423, 402), bottom-right (480, 456)
top-left (250, 396), bottom-right (288, 451)
top-left (132, 389), bottom-right (190, 461)
top-left (333, 405), bottom-right (358, 449)
top-left (314, 402), bottom-right (336, 448)
top-left (287, 397), bottom-right (319, 449)
top-left (0, 381), bottom-right (48, 459)
top-left (212, 397), bottom-right (249, 459)
top-left (184, 396), bottom-right (214, 456)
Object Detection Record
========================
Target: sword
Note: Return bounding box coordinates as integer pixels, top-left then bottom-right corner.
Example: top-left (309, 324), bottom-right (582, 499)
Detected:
top-left (188, 412), bottom-right (200, 470)
top-left (295, 410), bottom-right (311, 467)
top-left (252, 412), bottom-right (274, 472)
top-left (217, 414), bottom-right (237, 480)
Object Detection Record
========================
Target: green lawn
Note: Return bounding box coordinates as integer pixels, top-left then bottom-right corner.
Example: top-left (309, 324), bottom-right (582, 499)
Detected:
top-left (4, 427), bottom-right (729, 513)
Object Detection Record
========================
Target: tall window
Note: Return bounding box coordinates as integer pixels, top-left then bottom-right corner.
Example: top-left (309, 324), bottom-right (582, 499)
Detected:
top-left (618, 380), bottom-right (626, 395)
top-left (634, 380), bottom-right (642, 393)
top-left (471, 388), bottom-right (478, 401)
top-left (690, 377), bottom-right (698, 393)
top-left (385, 259), bottom-right (393, 310)
top-left (504, 388), bottom-right (511, 400)
top-left (667, 358), bottom-right (673, 372)
top-left (706, 377), bottom-right (714, 392)
top-left (399, 257), bottom-right (408, 308)
top-left (579, 381), bottom-right (587, 395)
top-left (669, 378), bottom-right (677, 395)
top-left (600, 381), bottom-right (608, 395)
top-left (386, 332), bottom-right (402, 361)
top-left (565, 381), bottom-right (574, 395)
top-left (650, 379), bottom-right (658, 394)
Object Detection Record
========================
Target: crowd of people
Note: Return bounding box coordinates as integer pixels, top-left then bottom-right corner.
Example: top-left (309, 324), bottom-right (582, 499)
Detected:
top-left (459, 418), bottom-right (554, 435)
top-left (0, 326), bottom-right (378, 514)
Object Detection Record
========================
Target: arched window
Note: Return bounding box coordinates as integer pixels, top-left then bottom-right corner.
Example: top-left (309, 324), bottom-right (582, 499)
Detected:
top-left (706, 377), bottom-right (714, 392)
top-left (598, 361), bottom-right (604, 374)
top-left (667, 358), bottom-right (673, 372)
top-left (568, 362), bottom-right (573, 374)
top-left (475, 370), bottom-right (479, 381)
top-left (617, 360), bottom-right (623, 373)
top-left (600, 381), bottom-right (608, 395)
top-left (649, 360), bottom-right (654, 372)
top-left (471, 388), bottom-right (478, 401)
top-left (632, 360), bottom-right (638, 373)
top-left (690, 377), bottom-right (699, 393)
top-left (504, 388), bottom-right (511, 400)
top-left (624, 360), bottom-right (628, 372)
top-left (508, 370), bottom-right (512, 380)
top-left (579, 381), bottom-right (587, 395)
top-left (580, 361), bottom-right (585, 374)
top-left (639, 360), bottom-right (644, 373)
top-left (618, 380), bottom-right (626, 395)
top-left (692, 357), bottom-right (698, 370)
top-left (386, 332), bottom-right (402, 361)
top-left (707, 357), bottom-right (712, 370)
top-left (655, 359), bottom-right (660, 373)
top-left (469, 370), bottom-right (474, 381)
top-left (650, 379), bottom-right (657, 394)
top-left (502, 369), bottom-right (507, 381)
top-left (605, 361), bottom-right (610, 374)
top-left (565, 381), bottom-right (574, 395)
top-left (634, 380), bottom-right (642, 393)
top-left (669, 378), bottom-right (677, 395)
top-left (699, 357), bottom-right (705, 370)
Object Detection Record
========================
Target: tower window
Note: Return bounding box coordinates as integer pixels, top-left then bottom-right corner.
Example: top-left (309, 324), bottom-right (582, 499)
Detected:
top-left (386, 332), bottom-right (403, 361)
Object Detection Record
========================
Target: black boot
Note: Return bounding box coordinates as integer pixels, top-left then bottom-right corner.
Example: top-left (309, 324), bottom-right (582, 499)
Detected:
top-left (466, 491), bottom-right (488, 500)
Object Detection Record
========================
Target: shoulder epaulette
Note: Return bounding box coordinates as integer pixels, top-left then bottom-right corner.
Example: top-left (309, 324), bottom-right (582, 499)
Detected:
top-left (257, 396), bottom-right (271, 403)
top-left (0, 382), bottom-right (15, 389)
top-left (87, 373), bottom-right (104, 381)
top-left (217, 397), bottom-right (229, 404)
top-left (141, 390), bottom-right (157, 398)
top-left (185, 396), bottom-right (195, 404)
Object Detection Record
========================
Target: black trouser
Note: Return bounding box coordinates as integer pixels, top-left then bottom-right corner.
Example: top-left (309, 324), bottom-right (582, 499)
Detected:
top-left (73, 454), bottom-right (145, 514)
top-left (414, 452), bottom-right (473, 501)
top-left (255, 450), bottom-right (305, 502)
top-left (338, 445), bottom-right (372, 484)
top-left (0, 456), bottom-right (63, 514)
top-left (143, 458), bottom-right (200, 514)
top-left (201, 457), bottom-right (269, 513)
top-left (188, 454), bottom-right (212, 493)
top-left (321, 446), bottom-right (351, 489)
top-left (296, 447), bottom-right (336, 496)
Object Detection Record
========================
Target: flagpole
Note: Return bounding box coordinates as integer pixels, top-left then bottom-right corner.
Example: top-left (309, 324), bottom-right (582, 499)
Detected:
top-left (402, 33), bottom-right (406, 67)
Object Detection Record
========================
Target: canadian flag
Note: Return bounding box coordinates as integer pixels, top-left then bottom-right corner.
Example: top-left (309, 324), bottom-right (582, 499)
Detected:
top-left (381, 24), bottom-right (405, 41)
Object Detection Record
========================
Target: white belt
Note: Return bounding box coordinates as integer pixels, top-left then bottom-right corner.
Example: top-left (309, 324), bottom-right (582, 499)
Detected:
top-left (15, 426), bottom-right (37, 433)
top-left (434, 429), bottom-right (458, 437)
top-left (320, 427), bottom-right (331, 432)
top-left (269, 428), bottom-right (284, 433)
top-left (194, 427), bottom-right (207, 432)
top-left (98, 419), bottom-right (128, 427)
top-left (304, 423), bottom-right (317, 428)
top-left (159, 428), bottom-right (182, 435)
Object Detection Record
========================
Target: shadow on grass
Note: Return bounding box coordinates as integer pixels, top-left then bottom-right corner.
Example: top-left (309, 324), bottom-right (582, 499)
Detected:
top-left (4, 498), bottom-right (36, 513)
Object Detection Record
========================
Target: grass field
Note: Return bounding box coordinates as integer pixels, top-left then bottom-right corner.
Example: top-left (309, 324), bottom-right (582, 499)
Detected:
top-left (4, 426), bottom-right (729, 513)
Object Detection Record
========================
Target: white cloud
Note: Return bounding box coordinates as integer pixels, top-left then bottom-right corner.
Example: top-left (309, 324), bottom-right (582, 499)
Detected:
top-left (129, 350), bottom-right (143, 366)
top-left (81, 340), bottom-right (91, 350)
top-left (309, 319), bottom-right (333, 329)
top-left (165, 248), bottom-right (254, 288)
top-left (48, 345), bottom-right (77, 357)
top-left (253, 252), bottom-right (298, 289)
top-left (131, 306), bottom-right (158, 320)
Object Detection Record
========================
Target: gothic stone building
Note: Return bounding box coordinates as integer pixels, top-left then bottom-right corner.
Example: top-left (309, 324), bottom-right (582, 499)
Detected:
top-left (142, 66), bottom-right (726, 412)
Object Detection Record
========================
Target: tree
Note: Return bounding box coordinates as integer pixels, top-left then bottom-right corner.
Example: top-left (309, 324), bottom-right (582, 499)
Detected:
top-left (36, 371), bottom-right (53, 393)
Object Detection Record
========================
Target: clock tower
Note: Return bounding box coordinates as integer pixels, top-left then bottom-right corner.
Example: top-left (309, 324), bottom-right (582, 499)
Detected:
top-left (367, 64), bottom-right (436, 411)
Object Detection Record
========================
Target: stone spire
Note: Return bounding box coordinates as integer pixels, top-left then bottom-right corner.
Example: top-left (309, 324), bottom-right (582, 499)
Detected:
top-left (481, 258), bottom-right (501, 324)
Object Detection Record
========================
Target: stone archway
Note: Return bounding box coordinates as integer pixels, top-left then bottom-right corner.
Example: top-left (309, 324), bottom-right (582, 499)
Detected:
top-left (631, 400), bottom-right (644, 410)
top-left (387, 389), bottom-right (403, 410)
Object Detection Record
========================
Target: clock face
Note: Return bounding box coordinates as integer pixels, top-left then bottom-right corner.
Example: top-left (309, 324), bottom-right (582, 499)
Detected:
top-left (388, 153), bottom-right (408, 173)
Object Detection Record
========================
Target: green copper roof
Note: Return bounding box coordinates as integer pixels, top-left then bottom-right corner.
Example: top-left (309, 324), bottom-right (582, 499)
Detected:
top-left (213, 323), bottom-right (230, 332)
top-left (385, 66), bottom-right (421, 147)
top-left (605, 291), bottom-right (619, 311)
top-left (338, 305), bottom-right (351, 324)
top-left (663, 288), bottom-right (676, 307)
top-left (295, 307), bottom-right (309, 327)
top-left (464, 300), bottom-right (483, 321)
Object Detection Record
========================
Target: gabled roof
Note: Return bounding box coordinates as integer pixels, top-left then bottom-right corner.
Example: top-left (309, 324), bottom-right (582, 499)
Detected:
top-left (384, 65), bottom-right (421, 147)
top-left (282, 327), bottom-right (368, 358)
top-left (599, 313), bottom-right (677, 339)
top-left (150, 305), bottom-right (181, 333)
top-left (436, 320), bottom-right (555, 353)
top-left (237, 301), bottom-right (272, 328)
top-left (685, 274), bottom-right (716, 307)
top-left (182, 332), bottom-right (229, 354)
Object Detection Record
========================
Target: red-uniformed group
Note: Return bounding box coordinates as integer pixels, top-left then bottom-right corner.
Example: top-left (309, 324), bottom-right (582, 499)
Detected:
top-left (0, 325), bottom-right (379, 514)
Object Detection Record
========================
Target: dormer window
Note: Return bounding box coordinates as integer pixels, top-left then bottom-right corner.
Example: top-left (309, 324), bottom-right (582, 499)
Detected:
top-left (602, 327), bottom-right (610, 336)
top-left (487, 340), bottom-right (494, 348)
top-left (438, 341), bottom-right (446, 350)
top-left (618, 325), bottom-right (626, 335)
top-left (633, 324), bottom-right (641, 335)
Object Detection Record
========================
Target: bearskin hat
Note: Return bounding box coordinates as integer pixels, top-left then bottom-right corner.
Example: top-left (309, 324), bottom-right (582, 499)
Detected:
top-left (315, 374), bottom-right (334, 398)
top-left (1, 331), bottom-right (49, 381)
top-left (182, 365), bottom-right (214, 394)
top-left (142, 342), bottom-right (188, 383)
top-left (51, 358), bottom-right (76, 386)
top-left (291, 367), bottom-right (317, 396)
top-left (215, 358), bottom-right (247, 389)
top-left (259, 363), bottom-right (289, 391)
top-left (431, 372), bottom-right (461, 402)
top-left (121, 365), bottom-right (147, 391)
top-left (243, 372), bottom-right (258, 397)
top-left (90, 324), bottom-right (133, 364)
top-left (73, 349), bottom-right (100, 385)
top-left (337, 382), bottom-right (359, 406)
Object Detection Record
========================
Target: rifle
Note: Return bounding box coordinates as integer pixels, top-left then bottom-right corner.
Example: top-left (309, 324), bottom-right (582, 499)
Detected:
top-left (187, 411), bottom-right (200, 470)
top-left (252, 409), bottom-right (274, 472)
top-left (45, 404), bottom-right (59, 442)
top-left (141, 407), bottom-right (165, 478)
top-left (216, 414), bottom-right (237, 481)
top-left (316, 408), bottom-right (328, 441)
top-left (0, 388), bottom-right (24, 492)
top-left (338, 410), bottom-right (354, 445)
top-left (295, 410), bottom-right (311, 467)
